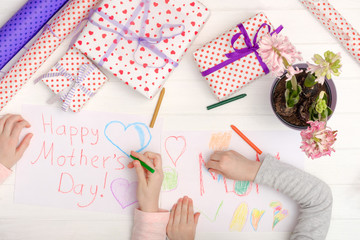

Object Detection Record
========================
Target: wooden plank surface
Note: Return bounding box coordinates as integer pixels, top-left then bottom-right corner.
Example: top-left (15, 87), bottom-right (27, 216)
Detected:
top-left (0, 0), bottom-right (359, 239)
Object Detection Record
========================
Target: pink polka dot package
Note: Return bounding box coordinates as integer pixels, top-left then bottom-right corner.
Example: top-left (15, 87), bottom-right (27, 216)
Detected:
top-left (193, 13), bottom-right (282, 101)
top-left (40, 47), bottom-right (108, 112)
top-left (73, 0), bottom-right (209, 99)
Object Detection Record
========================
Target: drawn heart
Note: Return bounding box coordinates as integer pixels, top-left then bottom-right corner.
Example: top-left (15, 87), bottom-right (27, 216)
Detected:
top-left (104, 121), bottom-right (152, 157)
top-left (165, 136), bottom-right (186, 167)
top-left (111, 178), bottom-right (138, 209)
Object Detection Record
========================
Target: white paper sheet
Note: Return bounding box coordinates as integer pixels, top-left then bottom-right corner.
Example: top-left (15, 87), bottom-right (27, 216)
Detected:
top-left (15, 105), bottom-right (162, 214)
top-left (160, 131), bottom-right (305, 232)
top-left (15, 105), bottom-right (305, 233)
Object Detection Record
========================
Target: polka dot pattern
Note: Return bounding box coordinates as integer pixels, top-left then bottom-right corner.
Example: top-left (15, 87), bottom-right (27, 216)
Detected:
top-left (0, 0), bottom-right (101, 111)
top-left (301, 0), bottom-right (360, 64)
top-left (73, 0), bottom-right (209, 99)
top-left (193, 13), bottom-right (274, 101)
top-left (41, 47), bottom-right (108, 112)
top-left (0, 0), bottom-right (69, 69)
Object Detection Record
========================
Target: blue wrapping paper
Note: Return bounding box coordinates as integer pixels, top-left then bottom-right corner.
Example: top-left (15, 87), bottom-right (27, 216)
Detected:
top-left (0, 0), bottom-right (69, 69)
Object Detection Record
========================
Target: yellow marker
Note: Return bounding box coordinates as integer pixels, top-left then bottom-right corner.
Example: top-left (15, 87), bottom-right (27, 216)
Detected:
top-left (149, 88), bottom-right (165, 128)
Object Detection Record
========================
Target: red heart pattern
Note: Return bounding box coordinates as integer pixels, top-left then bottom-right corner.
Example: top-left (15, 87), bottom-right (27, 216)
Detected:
top-left (73, 0), bottom-right (209, 100)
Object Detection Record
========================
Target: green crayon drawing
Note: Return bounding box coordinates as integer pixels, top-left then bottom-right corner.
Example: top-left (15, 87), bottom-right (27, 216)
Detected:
top-left (162, 167), bottom-right (178, 191)
top-left (234, 181), bottom-right (251, 195)
top-left (200, 200), bottom-right (224, 222)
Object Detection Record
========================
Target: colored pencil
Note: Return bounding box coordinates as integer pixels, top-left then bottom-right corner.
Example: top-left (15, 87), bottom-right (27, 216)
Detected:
top-left (150, 88), bottom-right (165, 128)
top-left (130, 155), bottom-right (155, 173)
top-left (207, 93), bottom-right (247, 110)
top-left (230, 125), bottom-right (263, 155)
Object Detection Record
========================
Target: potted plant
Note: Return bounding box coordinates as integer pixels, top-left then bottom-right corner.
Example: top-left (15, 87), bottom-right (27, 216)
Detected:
top-left (257, 33), bottom-right (339, 159)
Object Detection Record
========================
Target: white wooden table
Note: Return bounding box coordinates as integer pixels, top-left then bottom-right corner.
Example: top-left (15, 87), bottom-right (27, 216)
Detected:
top-left (0, 0), bottom-right (359, 239)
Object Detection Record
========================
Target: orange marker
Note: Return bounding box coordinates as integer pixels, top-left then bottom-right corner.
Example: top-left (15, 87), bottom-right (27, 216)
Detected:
top-left (231, 125), bottom-right (262, 155)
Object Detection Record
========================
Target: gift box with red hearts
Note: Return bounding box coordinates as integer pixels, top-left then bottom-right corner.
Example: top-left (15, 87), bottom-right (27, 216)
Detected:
top-left (193, 13), bottom-right (282, 101)
top-left (73, 0), bottom-right (209, 99)
top-left (38, 47), bottom-right (108, 112)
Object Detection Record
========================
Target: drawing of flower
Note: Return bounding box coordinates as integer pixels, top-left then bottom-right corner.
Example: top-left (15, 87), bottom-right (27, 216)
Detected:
top-left (300, 121), bottom-right (337, 159)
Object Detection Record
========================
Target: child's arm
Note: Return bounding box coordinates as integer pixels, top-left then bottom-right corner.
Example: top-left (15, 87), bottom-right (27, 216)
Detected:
top-left (0, 114), bottom-right (32, 184)
top-left (206, 151), bottom-right (332, 240)
top-left (128, 151), bottom-right (169, 240)
top-left (254, 154), bottom-right (332, 240)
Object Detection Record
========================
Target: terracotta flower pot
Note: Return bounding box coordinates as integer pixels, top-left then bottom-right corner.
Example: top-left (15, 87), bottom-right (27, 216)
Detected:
top-left (270, 63), bottom-right (337, 130)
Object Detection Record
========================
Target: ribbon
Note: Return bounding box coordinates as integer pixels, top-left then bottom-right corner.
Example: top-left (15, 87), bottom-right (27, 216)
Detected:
top-left (35, 63), bottom-right (95, 111)
top-left (88, 0), bottom-right (185, 68)
top-left (201, 23), bottom-right (283, 77)
top-left (42, 23), bottom-right (61, 40)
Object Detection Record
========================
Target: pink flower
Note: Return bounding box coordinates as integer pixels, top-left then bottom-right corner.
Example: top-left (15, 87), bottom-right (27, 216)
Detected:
top-left (258, 33), bottom-right (302, 76)
top-left (300, 121), bottom-right (337, 159)
top-left (285, 66), bottom-right (302, 81)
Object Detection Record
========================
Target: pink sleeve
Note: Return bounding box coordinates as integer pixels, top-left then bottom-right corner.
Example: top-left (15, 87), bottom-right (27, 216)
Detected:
top-left (131, 208), bottom-right (170, 240)
top-left (0, 163), bottom-right (12, 184)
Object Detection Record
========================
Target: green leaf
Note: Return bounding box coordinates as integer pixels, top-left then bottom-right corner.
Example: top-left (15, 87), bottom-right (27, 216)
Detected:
top-left (304, 73), bottom-right (317, 88)
top-left (286, 80), bottom-right (292, 90)
top-left (285, 89), bottom-right (290, 108)
top-left (285, 85), bottom-right (301, 108)
top-left (327, 107), bottom-right (333, 116)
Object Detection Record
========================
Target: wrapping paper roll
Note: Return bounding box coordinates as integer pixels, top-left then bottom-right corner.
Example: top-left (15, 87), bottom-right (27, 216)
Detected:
top-left (0, 0), bottom-right (102, 111)
top-left (0, 0), bottom-right (70, 70)
top-left (300, 0), bottom-right (360, 64)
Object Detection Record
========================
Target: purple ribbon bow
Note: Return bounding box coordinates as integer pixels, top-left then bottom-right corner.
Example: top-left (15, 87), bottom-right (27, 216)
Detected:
top-left (201, 23), bottom-right (283, 77)
top-left (89, 0), bottom-right (185, 68)
top-left (35, 63), bottom-right (95, 111)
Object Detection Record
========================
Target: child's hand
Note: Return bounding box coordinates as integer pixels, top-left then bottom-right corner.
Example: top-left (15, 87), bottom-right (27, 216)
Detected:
top-left (0, 114), bottom-right (33, 169)
top-left (128, 151), bottom-right (164, 212)
top-left (206, 150), bottom-right (261, 181)
top-left (167, 196), bottom-right (200, 240)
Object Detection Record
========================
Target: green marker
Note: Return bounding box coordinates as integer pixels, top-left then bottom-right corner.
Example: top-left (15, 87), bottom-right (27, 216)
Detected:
top-left (207, 93), bottom-right (247, 110)
top-left (130, 155), bottom-right (155, 173)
